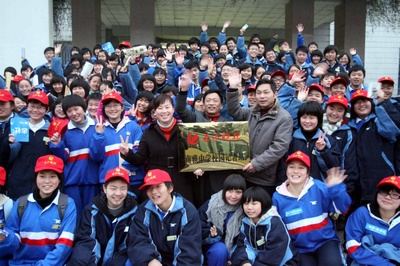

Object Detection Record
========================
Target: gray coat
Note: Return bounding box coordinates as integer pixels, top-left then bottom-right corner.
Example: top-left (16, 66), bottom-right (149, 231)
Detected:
top-left (227, 90), bottom-right (293, 186)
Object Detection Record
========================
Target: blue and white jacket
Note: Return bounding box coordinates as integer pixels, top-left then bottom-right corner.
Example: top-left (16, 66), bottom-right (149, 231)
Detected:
top-left (231, 206), bottom-right (298, 266)
top-left (50, 117), bottom-right (99, 186)
top-left (0, 191), bottom-right (76, 265)
top-left (89, 116), bottom-right (145, 185)
top-left (127, 193), bottom-right (202, 266)
top-left (346, 205), bottom-right (400, 266)
top-left (273, 178), bottom-right (351, 253)
top-left (68, 192), bottom-right (138, 266)
top-left (0, 194), bottom-right (13, 265)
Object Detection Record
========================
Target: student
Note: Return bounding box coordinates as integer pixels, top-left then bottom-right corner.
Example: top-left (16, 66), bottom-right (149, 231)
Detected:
top-left (69, 79), bottom-right (90, 100)
top-left (127, 169), bottom-right (202, 266)
top-left (231, 186), bottom-right (299, 266)
top-left (0, 90), bottom-right (18, 163)
top-left (287, 101), bottom-right (341, 181)
top-left (49, 75), bottom-right (67, 100)
top-left (346, 175), bottom-right (400, 265)
top-left (50, 95), bottom-right (100, 215)
top-left (273, 151), bottom-right (350, 266)
top-left (68, 167), bottom-right (138, 265)
top-left (198, 174), bottom-right (246, 266)
top-left (346, 66), bottom-right (367, 100)
top-left (90, 92), bottom-right (144, 194)
top-left (88, 74), bottom-right (102, 94)
top-left (86, 92), bottom-right (102, 119)
top-left (129, 90), bottom-right (154, 131)
top-left (0, 166), bottom-right (13, 265)
top-left (5, 90), bottom-right (51, 200)
top-left (0, 155), bottom-right (76, 265)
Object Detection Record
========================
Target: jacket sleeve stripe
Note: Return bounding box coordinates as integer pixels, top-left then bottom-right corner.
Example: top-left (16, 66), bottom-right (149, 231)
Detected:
top-left (286, 213), bottom-right (329, 235)
top-left (345, 239), bottom-right (360, 255)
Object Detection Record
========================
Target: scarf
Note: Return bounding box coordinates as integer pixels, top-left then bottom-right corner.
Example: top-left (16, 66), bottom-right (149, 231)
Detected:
top-left (322, 113), bottom-right (342, 135)
top-left (205, 190), bottom-right (244, 251)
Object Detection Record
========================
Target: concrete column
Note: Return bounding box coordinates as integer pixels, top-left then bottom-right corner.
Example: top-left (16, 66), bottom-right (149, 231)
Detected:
top-left (130, 0), bottom-right (155, 45)
top-left (335, 0), bottom-right (366, 58)
top-left (71, 0), bottom-right (101, 48)
top-left (285, 0), bottom-right (314, 49)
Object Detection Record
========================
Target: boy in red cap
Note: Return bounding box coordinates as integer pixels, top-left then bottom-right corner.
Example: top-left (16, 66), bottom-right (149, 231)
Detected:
top-left (273, 151), bottom-right (350, 266)
top-left (0, 90), bottom-right (17, 168)
top-left (346, 175), bottom-right (400, 265)
top-left (4, 90), bottom-right (51, 200)
top-left (127, 169), bottom-right (202, 266)
top-left (0, 155), bottom-right (76, 265)
top-left (68, 167), bottom-right (138, 265)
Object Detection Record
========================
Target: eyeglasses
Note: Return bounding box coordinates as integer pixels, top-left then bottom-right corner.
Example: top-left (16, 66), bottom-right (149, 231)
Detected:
top-left (378, 190), bottom-right (400, 200)
top-left (105, 104), bottom-right (121, 109)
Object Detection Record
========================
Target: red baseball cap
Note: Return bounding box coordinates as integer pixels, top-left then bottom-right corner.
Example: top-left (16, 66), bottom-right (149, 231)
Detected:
top-left (13, 75), bottom-right (25, 83)
top-left (201, 78), bottom-right (209, 89)
top-left (377, 176), bottom-right (400, 190)
top-left (327, 95), bottom-right (349, 108)
top-left (102, 92), bottom-right (123, 105)
top-left (104, 167), bottom-right (130, 184)
top-left (308, 83), bottom-right (324, 94)
top-left (0, 90), bottom-right (14, 102)
top-left (0, 167), bottom-right (6, 186)
top-left (118, 41), bottom-right (131, 49)
top-left (28, 90), bottom-right (49, 106)
top-left (330, 77), bottom-right (348, 88)
top-left (286, 151), bottom-right (311, 168)
top-left (350, 89), bottom-right (370, 104)
top-left (247, 84), bottom-right (256, 92)
top-left (271, 70), bottom-right (286, 81)
top-left (35, 155), bottom-right (64, 173)
top-left (139, 169), bottom-right (172, 190)
top-left (378, 76), bottom-right (394, 85)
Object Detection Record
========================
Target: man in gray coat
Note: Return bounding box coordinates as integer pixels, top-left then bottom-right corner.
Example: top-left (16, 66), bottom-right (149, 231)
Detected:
top-left (226, 69), bottom-right (293, 196)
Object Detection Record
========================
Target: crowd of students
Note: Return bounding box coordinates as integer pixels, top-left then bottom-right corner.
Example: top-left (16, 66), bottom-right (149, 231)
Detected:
top-left (0, 20), bottom-right (399, 265)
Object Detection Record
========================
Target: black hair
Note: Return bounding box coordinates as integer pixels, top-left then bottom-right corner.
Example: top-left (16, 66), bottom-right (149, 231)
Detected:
top-left (156, 49), bottom-right (166, 59)
top-left (138, 74), bottom-right (157, 94)
top-left (93, 60), bottom-right (106, 68)
top-left (200, 42), bottom-right (211, 51)
top-left (208, 37), bottom-right (219, 46)
top-left (66, 74), bottom-right (82, 85)
top-left (238, 63), bottom-right (255, 76)
top-left (350, 98), bottom-right (375, 119)
top-left (335, 72), bottom-right (349, 83)
top-left (162, 84), bottom-right (178, 96)
top-left (311, 50), bottom-right (323, 62)
top-left (178, 45), bottom-right (188, 52)
top-left (226, 37), bottom-right (236, 45)
top-left (222, 174), bottom-right (246, 204)
top-left (191, 93), bottom-right (204, 109)
top-left (259, 71), bottom-right (272, 81)
top-left (138, 63), bottom-right (150, 73)
top-left (308, 41), bottom-right (318, 48)
top-left (69, 79), bottom-right (90, 99)
top-left (153, 94), bottom-right (174, 110)
top-left (50, 75), bottom-right (67, 97)
top-left (255, 79), bottom-right (277, 93)
top-left (4, 66), bottom-right (17, 76)
top-left (152, 43), bottom-right (162, 50)
top-left (242, 187), bottom-right (272, 217)
top-left (34, 172), bottom-right (64, 192)
top-left (136, 90), bottom-right (155, 105)
top-left (86, 92), bottom-right (102, 106)
top-left (108, 53), bottom-right (119, 62)
top-left (92, 44), bottom-right (102, 54)
top-left (153, 68), bottom-right (167, 77)
top-left (50, 96), bottom-right (65, 117)
top-left (62, 94), bottom-right (87, 114)
top-left (288, 64), bottom-right (301, 73)
top-left (101, 67), bottom-right (116, 82)
top-left (97, 50), bottom-right (109, 61)
top-left (100, 80), bottom-right (114, 90)
top-left (70, 53), bottom-right (83, 66)
top-left (295, 45), bottom-right (308, 55)
top-left (250, 34), bottom-right (261, 43)
top-left (89, 73), bottom-right (103, 83)
top-left (188, 37), bottom-right (200, 46)
top-left (370, 184), bottom-right (400, 217)
top-left (323, 45), bottom-right (338, 56)
top-left (319, 72), bottom-right (336, 84)
top-left (298, 101), bottom-right (324, 129)
top-left (184, 60), bottom-right (199, 70)
top-left (348, 65), bottom-right (366, 77)
top-left (221, 62), bottom-right (233, 70)
top-left (80, 47), bottom-right (92, 57)
top-left (166, 41), bottom-right (176, 49)
top-left (20, 65), bottom-right (34, 78)
top-left (41, 68), bottom-right (55, 79)
top-left (247, 42), bottom-right (259, 50)
top-left (203, 89), bottom-right (223, 104)
top-left (43, 47), bottom-right (55, 54)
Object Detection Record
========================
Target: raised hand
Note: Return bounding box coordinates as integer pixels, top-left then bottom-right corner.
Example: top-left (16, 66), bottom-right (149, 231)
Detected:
top-left (200, 22), bottom-right (208, 32)
top-left (54, 44), bottom-right (62, 56)
top-left (325, 167), bottom-right (347, 187)
top-left (297, 87), bottom-right (309, 101)
top-left (349, 48), bottom-right (357, 55)
top-left (315, 131), bottom-right (327, 151)
top-left (228, 67), bottom-right (241, 88)
top-left (95, 115), bottom-right (105, 134)
top-left (51, 132), bottom-right (61, 145)
top-left (175, 52), bottom-right (184, 67)
top-left (296, 23), bottom-right (304, 34)
top-left (312, 63), bottom-right (329, 77)
top-left (289, 69), bottom-right (307, 86)
top-left (119, 135), bottom-right (130, 156)
top-left (165, 50), bottom-right (173, 62)
top-left (178, 71), bottom-right (192, 92)
top-left (222, 20), bottom-right (231, 32)
top-left (128, 104), bottom-right (137, 117)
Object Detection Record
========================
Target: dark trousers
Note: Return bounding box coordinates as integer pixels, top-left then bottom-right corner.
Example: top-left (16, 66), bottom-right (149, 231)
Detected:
top-left (299, 240), bottom-right (345, 266)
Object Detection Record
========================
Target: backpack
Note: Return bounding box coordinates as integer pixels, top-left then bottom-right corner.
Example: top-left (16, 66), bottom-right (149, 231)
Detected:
top-left (17, 193), bottom-right (68, 221)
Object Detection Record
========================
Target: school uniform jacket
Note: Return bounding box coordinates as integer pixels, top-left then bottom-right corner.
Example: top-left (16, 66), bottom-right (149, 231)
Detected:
top-left (89, 116), bottom-right (145, 185)
top-left (0, 191), bottom-right (76, 265)
top-left (50, 117), bottom-right (99, 186)
top-left (68, 193), bottom-right (137, 266)
top-left (346, 205), bottom-right (400, 266)
top-left (273, 178), bottom-right (351, 253)
top-left (127, 193), bottom-right (202, 266)
top-left (231, 206), bottom-right (298, 266)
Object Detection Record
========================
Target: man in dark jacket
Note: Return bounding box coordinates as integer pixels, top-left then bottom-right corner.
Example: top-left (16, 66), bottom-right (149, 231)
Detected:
top-left (127, 169), bottom-right (202, 266)
top-left (68, 167), bottom-right (138, 266)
